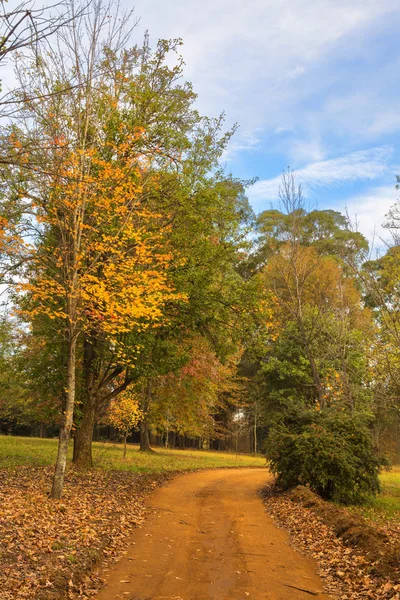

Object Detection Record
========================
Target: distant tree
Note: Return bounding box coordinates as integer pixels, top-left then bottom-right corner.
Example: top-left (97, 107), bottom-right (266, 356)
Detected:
top-left (150, 335), bottom-right (243, 445)
top-left (106, 388), bottom-right (142, 458)
top-left (245, 169), bottom-right (368, 275)
top-left (0, 316), bottom-right (63, 433)
top-left (242, 170), bottom-right (386, 501)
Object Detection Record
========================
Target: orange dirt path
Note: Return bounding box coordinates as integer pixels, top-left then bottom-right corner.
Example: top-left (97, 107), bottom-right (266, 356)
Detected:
top-left (95, 468), bottom-right (333, 600)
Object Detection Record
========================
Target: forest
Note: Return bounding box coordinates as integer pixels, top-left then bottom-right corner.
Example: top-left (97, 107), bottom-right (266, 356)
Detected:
top-left (1, 2), bottom-right (400, 599)
top-left (0, 0), bottom-right (399, 503)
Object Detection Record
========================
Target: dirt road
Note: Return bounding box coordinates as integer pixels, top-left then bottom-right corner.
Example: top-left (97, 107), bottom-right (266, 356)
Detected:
top-left (95, 468), bottom-right (333, 600)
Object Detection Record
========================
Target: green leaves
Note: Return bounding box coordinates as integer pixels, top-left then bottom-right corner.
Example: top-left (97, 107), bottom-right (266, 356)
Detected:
top-left (266, 410), bottom-right (387, 504)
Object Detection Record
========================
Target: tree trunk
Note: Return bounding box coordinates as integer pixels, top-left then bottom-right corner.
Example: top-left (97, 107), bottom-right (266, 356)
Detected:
top-left (140, 419), bottom-right (151, 451)
top-left (73, 398), bottom-right (96, 469)
top-left (254, 411), bottom-right (257, 455)
top-left (298, 319), bottom-right (325, 408)
top-left (51, 336), bottom-right (77, 499)
top-left (139, 379), bottom-right (153, 452)
top-left (123, 429), bottom-right (127, 458)
top-left (307, 349), bottom-right (325, 407)
top-left (39, 423), bottom-right (46, 438)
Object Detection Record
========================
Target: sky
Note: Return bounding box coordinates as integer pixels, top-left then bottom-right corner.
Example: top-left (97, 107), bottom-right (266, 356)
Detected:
top-left (122, 0), bottom-right (400, 246)
top-left (3, 0), bottom-right (399, 245)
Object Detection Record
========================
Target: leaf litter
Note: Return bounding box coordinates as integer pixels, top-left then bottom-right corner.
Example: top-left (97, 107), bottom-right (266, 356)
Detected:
top-left (0, 466), bottom-right (168, 600)
top-left (264, 485), bottom-right (400, 600)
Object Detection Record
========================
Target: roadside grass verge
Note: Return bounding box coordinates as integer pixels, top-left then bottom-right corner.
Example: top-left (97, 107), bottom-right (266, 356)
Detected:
top-left (0, 435), bottom-right (266, 471)
top-left (347, 466), bottom-right (400, 528)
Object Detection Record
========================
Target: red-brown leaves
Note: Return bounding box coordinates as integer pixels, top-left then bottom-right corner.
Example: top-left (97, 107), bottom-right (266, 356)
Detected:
top-left (264, 491), bottom-right (400, 599)
top-left (0, 467), bottom-right (164, 599)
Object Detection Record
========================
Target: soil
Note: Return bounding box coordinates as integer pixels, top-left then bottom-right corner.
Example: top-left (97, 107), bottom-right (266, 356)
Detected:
top-left (95, 468), bottom-right (333, 600)
top-left (288, 485), bottom-right (400, 580)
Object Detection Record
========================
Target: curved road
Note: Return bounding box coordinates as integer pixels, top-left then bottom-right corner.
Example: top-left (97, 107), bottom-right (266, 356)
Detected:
top-left (96, 468), bottom-right (333, 600)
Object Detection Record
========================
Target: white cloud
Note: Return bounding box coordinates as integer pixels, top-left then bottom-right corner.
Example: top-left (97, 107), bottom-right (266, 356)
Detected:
top-left (341, 184), bottom-right (399, 246)
top-left (281, 66), bottom-right (306, 82)
top-left (222, 128), bottom-right (263, 161)
top-left (247, 147), bottom-right (393, 207)
top-left (127, 0), bottom-right (400, 133)
top-left (289, 138), bottom-right (327, 164)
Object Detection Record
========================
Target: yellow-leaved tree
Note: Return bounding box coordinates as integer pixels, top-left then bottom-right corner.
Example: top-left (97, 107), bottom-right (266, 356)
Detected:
top-left (11, 138), bottom-right (182, 498)
top-left (1, 3), bottom-right (184, 498)
top-left (107, 387), bottom-right (142, 458)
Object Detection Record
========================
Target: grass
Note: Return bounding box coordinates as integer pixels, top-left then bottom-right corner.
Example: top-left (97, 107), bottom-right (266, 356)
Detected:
top-left (372, 467), bottom-right (400, 518)
top-left (2, 434), bottom-right (397, 522)
top-left (0, 434), bottom-right (266, 472)
top-left (346, 466), bottom-right (400, 526)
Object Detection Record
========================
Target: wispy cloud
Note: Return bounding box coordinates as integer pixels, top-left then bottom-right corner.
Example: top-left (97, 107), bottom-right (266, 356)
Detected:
top-left (248, 147), bottom-right (393, 207)
top-left (222, 128), bottom-right (263, 161)
top-left (130, 0), bottom-right (400, 134)
top-left (341, 184), bottom-right (399, 245)
top-left (288, 138), bottom-right (327, 164)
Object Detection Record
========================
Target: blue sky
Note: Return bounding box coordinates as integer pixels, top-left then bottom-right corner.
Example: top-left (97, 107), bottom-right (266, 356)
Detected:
top-left (126, 0), bottom-right (400, 245)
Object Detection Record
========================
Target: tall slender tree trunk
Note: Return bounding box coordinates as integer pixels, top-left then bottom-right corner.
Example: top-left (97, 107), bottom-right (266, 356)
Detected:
top-left (51, 335), bottom-right (77, 499)
top-left (306, 346), bottom-right (325, 407)
top-left (298, 318), bottom-right (325, 408)
top-left (254, 412), bottom-right (257, 455)
top-left (139, 379), bottom-right (153, 452)
top-left (140, 420), bottom-right (151, 451)
top-left (123, 429), bottom-right (128, 458)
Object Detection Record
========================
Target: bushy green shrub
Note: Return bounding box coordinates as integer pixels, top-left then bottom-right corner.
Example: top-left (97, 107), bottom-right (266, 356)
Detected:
top-left (265, 410), bottom-right (388, 504)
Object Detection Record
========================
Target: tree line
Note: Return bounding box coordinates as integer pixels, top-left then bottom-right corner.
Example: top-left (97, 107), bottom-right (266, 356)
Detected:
top-left (0, 0), bottom-right (399, 502)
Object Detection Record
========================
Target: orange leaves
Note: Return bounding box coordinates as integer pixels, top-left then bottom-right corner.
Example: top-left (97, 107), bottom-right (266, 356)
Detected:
top-left (9, 134), bottom-right (23, 150)
top-left (254, 296), bottom-right (281, 343)
top-left (319, 370), bottom-right (350, 411)
top-left (50, 135), bottom-right (68, 148)
top-left (17, 135), bottom-right (184, 347)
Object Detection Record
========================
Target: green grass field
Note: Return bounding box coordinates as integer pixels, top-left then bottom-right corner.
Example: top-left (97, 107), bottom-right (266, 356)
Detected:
top-left (1, 436), bottom-right (398, 524)
top-left (348, 466), bottom-right (400, 524)
top-left (0, 435), bottom-right (266, 472)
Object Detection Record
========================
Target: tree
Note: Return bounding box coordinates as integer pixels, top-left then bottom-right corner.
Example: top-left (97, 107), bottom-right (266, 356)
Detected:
top-left (245, 170), bottom-right (367, 276)
top-left (69, 40), bottom-right (253, 462)
top-left (266, 409), bottom-right (386, 504)
top-left (0, 1), bottom-right (78, 65)
top-left (359, 245), bottom-right (400, 457)
top-left (253, 171), bottom-right (370, 409)
top-left (106, 387), bottom-right (142, 458)
top-left (70, 33), bottom-right (204, 463)
top-left (1, 2), bottom-right (182, 497)
top-left (149, 334), bottom-right (243, 446)
top-left (0, 315), bottom-right (63, 434)
top-left (241, 170), bottom-right (386, 501)
top-left (0, 0), bottom-right (91, 137)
